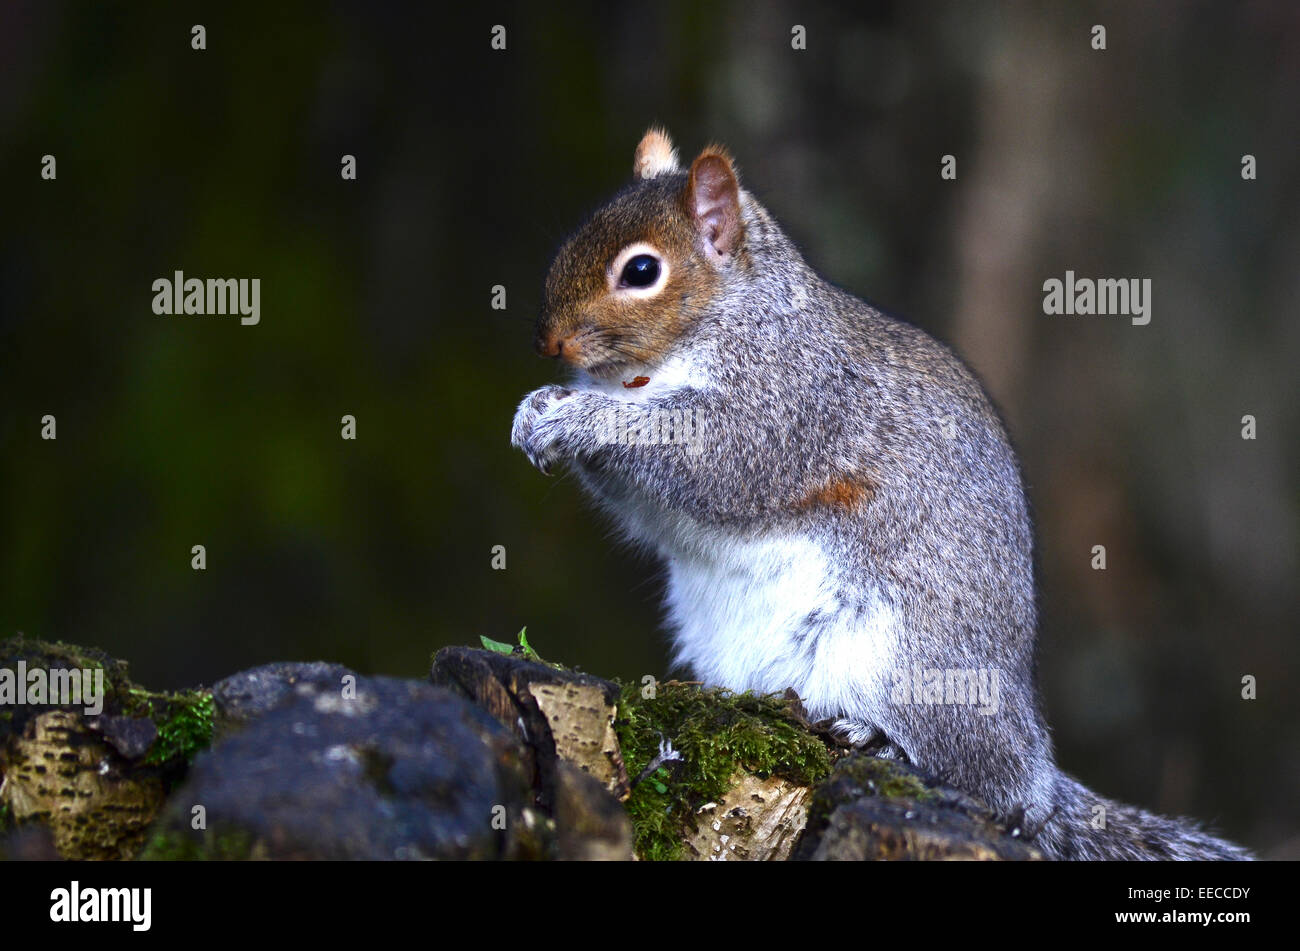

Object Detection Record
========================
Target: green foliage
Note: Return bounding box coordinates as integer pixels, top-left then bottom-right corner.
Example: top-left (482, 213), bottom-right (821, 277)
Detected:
top-left (478, 627), bottom-right (560, 668)
top-left (614, 681), bottom-right (832, 860)
top-left (479, 635), bottom-right (514, 654)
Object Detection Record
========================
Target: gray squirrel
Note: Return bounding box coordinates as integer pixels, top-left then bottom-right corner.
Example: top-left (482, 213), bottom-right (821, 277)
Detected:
top-left (511, 128), bottom-right (1250, 860)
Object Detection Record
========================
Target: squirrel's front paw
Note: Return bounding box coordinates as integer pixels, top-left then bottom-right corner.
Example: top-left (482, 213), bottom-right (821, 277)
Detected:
top-left (510, 385), bottom-right (577, 475)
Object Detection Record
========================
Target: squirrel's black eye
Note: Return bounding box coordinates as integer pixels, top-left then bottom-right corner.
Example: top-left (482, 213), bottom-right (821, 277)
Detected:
top-left (620, 254), bottom-right (661, 288)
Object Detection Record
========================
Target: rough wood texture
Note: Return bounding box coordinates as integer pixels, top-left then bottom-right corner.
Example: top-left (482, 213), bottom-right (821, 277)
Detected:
top-left (2, 710), bottom-right (164, 861)
top-left (552, 761), bottom-right (634, 860)
top-left (432, 646), bottom-right (630, 801)
top-left (532, 681), bottom-right (626, 798)
top-left (686, 772), bottom-right (811, 861)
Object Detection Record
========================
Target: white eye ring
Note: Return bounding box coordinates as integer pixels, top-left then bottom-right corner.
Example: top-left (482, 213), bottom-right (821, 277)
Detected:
top-left (608, 242), bottom-right (670, 298)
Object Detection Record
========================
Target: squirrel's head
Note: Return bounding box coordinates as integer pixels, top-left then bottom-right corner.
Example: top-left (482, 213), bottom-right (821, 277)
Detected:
top-left (535, 127), bottom-right (745, 379)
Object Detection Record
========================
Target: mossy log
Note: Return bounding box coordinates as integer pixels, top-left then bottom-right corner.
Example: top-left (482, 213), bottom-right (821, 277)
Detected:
top-left (614, 679), bottom-right (831, 860)
top-left (794, 754), bottom-right (1043, 860)
top-left (0, 635), bottom-right (214, 860)
top-left (436, 648), bottom-right (1042, 861)
top-left (2, 639), bottom-right (1047, 861)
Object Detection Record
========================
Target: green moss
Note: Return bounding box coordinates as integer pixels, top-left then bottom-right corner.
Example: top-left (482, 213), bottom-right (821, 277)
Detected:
top-left (140, 689), bottom-right (215, 768)
top-left (801, 753), bottom-right (943, 842)
top-left (614, 681), bottom-right (832, 860)
top-left (838, 754), bottom-right (936, 801)
top-left (137, 826), bottom-right (257, 861)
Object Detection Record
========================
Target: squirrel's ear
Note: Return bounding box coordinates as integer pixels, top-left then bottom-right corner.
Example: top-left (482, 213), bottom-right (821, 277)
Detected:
top-left (686, 147), bottom-right (742, 259)
top-left (633, 127), bottom-right (680, 180)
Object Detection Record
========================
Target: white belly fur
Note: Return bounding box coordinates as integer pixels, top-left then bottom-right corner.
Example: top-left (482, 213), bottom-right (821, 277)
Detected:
top-left (662, 530), bottom-right (898, 722)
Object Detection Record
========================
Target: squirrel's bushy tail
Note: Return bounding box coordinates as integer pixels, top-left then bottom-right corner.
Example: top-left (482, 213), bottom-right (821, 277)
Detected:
top-left (1036, 773), bottom-right (1252, 860)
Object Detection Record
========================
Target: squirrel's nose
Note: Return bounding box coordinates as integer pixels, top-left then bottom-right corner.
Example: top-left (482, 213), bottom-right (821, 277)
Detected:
top-left (536, 330), bottom-right (563, 358)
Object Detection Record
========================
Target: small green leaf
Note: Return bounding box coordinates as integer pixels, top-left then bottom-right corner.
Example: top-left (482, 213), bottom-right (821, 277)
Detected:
top-left (480, 635), bottom-right (514, 654)
top-left (517, 627), bottom-right (545, 662)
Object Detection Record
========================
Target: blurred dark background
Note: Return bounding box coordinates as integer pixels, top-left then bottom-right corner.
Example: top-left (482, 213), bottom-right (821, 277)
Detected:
top-left (1, 1), bottom-right (1295, 855)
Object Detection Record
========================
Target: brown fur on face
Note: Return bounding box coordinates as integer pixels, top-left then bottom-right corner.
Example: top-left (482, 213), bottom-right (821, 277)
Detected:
top-left (536, 139), bottom-right (745, 379)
